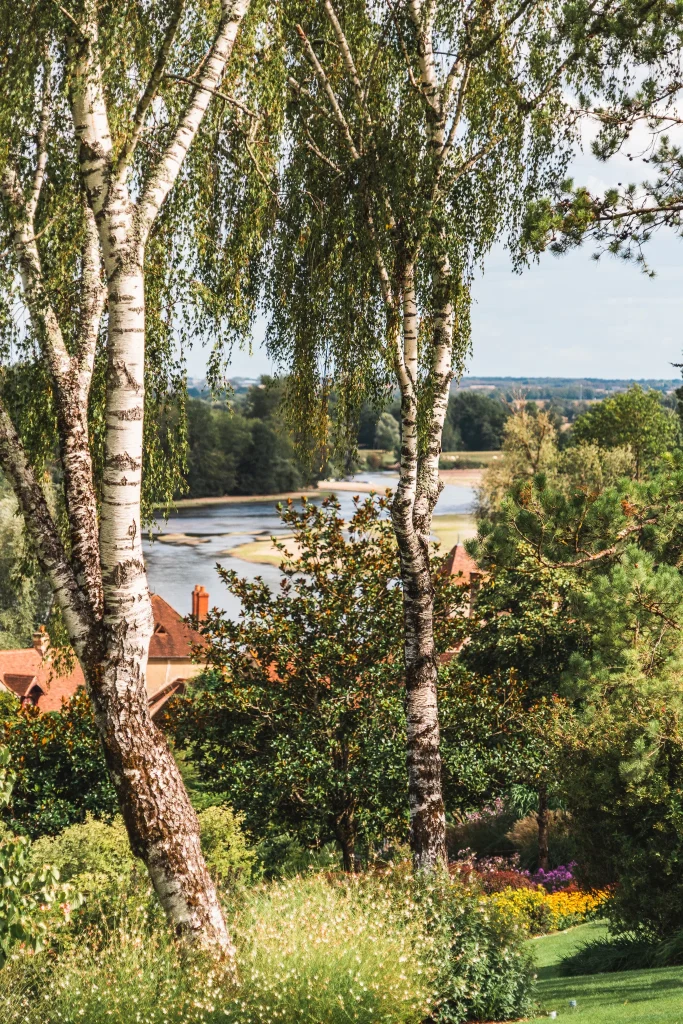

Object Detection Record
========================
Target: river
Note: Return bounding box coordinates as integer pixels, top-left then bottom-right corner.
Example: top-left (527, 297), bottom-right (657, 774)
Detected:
top-left (144, 472), bottom-right (477, 620)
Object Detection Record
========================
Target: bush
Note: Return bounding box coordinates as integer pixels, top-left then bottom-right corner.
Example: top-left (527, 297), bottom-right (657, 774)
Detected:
top-left (560, 929), bottom-right (683, 975)
top-left (447, 801), bottom-right (517, 860)
top-left (410, 872), bottom-right (535, 1023)
top-left (197, 805), bottom-right (256, 887)
top-left (505, 811), bottom-right (576, 870)
top-left (7, 874), bottom-right (433, 1024)
top-left (30, 806), bottom-right (255, 933)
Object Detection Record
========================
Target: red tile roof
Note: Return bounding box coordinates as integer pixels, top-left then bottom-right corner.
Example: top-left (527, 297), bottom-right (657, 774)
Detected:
top-left (442, 544), bottom-right (479, 583)
top-left (0, 648), bottom-right (86, 712)
top-left (149, 594), bottom-right (205, 659)
top-left (0, 594), bottom-right (204, 715)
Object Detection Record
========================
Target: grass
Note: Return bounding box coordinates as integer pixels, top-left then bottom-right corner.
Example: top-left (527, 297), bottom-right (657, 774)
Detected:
top-left (432, 513), bottom-right (477, 549)
top-left (528, 923), bottom-right (683, 1022)
top-left (440, 450), bottom-right (501, 468)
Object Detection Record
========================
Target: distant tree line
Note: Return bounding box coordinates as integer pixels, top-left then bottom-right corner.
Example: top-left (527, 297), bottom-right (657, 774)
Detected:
top-left (183, 377), bottom-right (321, 498)
top-left (358, 383), bottom-right (681, 456)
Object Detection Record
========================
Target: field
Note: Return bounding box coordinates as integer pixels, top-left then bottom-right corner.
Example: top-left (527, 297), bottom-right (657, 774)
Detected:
top-left (528, 923), bottom-right (683, 1022)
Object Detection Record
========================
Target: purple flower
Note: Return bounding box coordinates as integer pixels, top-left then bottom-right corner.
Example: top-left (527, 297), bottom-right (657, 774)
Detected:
top-left (530, 862), bottom-right (576, 892)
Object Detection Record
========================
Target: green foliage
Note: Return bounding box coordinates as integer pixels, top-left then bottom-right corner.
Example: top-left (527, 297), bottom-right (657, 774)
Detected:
top-left (558, 691), bottom-right (683, 940)
top-left (446, 392), bottom-right (510, 452)
top-left (197, 805), bottom-right (256, 887)
top-left (0, 747), bottom-right (77, 965)
top-left (0, 0), bottom-right (282, 521)
top-left (411, 872), bottom-right (535, 1024)
top-left (29, 806), bottom-right (255, 933)
top-left (374, 411), bottom-right (400, 453)
top-left (570, 385), bottom-right (679, 479)
top-left (182, 378), bottom-right (320, 499)
top-left (0, 689), bottom-right (117, 839)
top-left (560, 931), bottom-right (683, 975)
top-left (0, 485), bottom-right (52, 649)
top-left (167, 493), bottom-right (464, 864)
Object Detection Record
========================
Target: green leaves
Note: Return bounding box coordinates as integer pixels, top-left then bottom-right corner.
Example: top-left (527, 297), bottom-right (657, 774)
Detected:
top-left (0, 746), bottom-right (82, 965)
top-left (166, 492), bottom-right (465, 857)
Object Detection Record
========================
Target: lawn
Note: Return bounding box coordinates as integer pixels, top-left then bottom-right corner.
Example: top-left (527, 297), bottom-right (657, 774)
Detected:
top-left (528, 923), bottom-right (683, 1022)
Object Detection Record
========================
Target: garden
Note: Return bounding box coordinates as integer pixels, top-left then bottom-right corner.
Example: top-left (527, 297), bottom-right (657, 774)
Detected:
top-left (2, 0), bottom-right (683, 1020)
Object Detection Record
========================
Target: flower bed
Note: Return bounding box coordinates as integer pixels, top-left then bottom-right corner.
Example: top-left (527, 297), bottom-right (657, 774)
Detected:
top-left (488, 885), bottom-right (607, 935)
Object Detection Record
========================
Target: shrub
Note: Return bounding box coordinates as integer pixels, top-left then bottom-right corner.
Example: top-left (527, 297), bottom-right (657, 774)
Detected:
top-left (30, 806), bottom-right (254, 933)
top-left (560, 929), bottom-right (683, 975)
top-left (505, 811), bottom-right (576, 870)
top-left (405, 872), bottom-right (535, 1023)
top-left (447, 801), bottom-right (517, 860)
top-left (197, 805), bottom-right (256, 887)
top-left (0, 747), bottom-right (77, 963)
top-left (10, 874), bottom-right (434, 1024)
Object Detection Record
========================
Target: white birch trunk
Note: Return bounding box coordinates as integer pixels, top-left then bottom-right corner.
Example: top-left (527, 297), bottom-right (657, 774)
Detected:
top-left (0, 0), bottom-right (251, 952)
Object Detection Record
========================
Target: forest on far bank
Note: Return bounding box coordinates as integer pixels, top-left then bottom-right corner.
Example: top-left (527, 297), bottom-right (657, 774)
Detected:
top-left (183, 377), bottom-right (682, 498)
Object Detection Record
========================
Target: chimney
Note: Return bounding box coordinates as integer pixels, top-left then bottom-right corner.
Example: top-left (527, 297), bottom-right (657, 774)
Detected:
top-left (33, 626), bottom-right (49, 657)
top-left (192, 585), bottom-right (209, 622)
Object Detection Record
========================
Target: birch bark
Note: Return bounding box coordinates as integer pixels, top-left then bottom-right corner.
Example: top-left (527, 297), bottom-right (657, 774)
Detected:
top-left (0, 0), bottom-right (251, 951)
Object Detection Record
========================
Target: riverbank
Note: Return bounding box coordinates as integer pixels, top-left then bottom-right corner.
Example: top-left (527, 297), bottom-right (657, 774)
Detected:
top-left (159, 469), bottom-right (483, 510)
top-left (226, 513), bottom-right (478, 566)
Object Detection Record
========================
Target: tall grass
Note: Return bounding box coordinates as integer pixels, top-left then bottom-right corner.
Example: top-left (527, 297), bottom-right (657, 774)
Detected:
top-left (0, 874), bottom-right (433, 1024)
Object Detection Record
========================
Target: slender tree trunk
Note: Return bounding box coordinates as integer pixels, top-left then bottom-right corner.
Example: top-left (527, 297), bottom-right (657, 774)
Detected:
top-left (89, 239), bottom-right (232, 948)
top-left (391, 265), bottom-right (448, 872)
top-left (335, 816), bottom-right (357, 874)
top-left (537, 785), bottom-right (550, 872)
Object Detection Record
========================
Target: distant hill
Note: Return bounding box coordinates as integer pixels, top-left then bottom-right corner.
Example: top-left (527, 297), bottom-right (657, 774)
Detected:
top-left (454, 377), bottom-right (680, 401)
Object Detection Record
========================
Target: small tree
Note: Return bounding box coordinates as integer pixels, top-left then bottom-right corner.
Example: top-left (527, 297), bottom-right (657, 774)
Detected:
top-left (168, 494), bottom-right (463, 870)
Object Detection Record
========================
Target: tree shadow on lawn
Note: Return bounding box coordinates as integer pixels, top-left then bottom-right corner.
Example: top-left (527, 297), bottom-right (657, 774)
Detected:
top-left (537, 965), bottom-right (683, 1014)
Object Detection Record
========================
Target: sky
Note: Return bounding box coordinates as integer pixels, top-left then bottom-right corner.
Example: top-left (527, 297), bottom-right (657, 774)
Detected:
top-left (185, 129), bottom-right (683, 384)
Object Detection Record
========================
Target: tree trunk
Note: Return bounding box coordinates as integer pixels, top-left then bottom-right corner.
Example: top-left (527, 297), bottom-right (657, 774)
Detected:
top-left (87, 662), bottom-right (232, 948)
top-left (537, 785), bottom-right (550, 872)
top-left (91, 251), bottom-right (232, 950)
top-left (395, 531), bottom-right (448, 871)
top-left (391, 265), bottom-right (448, 873)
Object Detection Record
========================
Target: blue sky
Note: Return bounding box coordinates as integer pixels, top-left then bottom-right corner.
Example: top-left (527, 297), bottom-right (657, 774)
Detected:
top-left (185, 134), bottom-right (683, 383)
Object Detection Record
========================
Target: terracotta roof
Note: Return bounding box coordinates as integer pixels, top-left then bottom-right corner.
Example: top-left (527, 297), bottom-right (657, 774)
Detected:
top-left (4, 674), bottom-right (42, 698)
top-left (0, 594), bottom-right (205, 715)
top-left (442, 544), bottom-right (479, 583)
top-left (0, 648), bottom-right (86, 712)
top-left (149, 594), bottom-right (205, 660)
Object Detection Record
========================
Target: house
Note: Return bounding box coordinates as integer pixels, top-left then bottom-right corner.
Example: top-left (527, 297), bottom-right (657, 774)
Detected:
top-left (0, 586), bottom-right (209, 717)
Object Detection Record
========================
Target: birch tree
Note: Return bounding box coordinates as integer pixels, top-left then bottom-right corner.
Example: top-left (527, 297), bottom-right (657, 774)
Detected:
top-left (0, 0), bottom-right (272, 950)
top-left (266, 0), bottom-right (675, 870)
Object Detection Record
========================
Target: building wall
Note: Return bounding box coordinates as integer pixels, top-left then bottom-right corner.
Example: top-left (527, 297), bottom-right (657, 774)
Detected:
top-left (146, 658), bottom-right (204, 698)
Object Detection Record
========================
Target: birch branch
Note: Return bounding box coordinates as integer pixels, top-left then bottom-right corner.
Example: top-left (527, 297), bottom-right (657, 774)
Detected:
top-left (166, 74), bottom-right (260, 119)
top-left (136, 0), bottom-right (251, 242)
top-left (0, 165), bottom-right (72, 382)
top-left (295, 24), bottom-right (361, 161)
top-left (28, 68), bottom-right (52, 222)
top-left (113, 0), bottom-right (186, 184)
